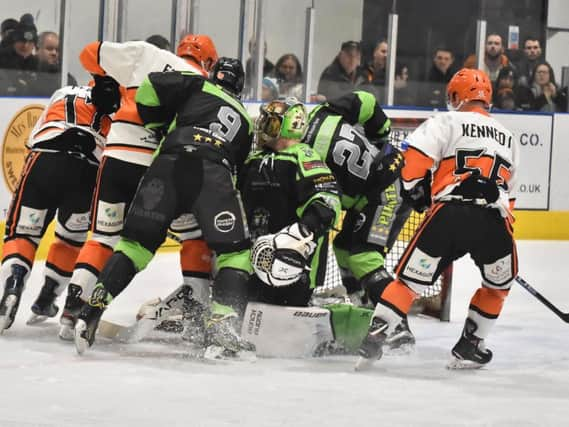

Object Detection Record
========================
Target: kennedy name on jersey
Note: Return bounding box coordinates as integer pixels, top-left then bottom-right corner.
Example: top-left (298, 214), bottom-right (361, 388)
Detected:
top-left (461, 123), bottom-right (512, 148)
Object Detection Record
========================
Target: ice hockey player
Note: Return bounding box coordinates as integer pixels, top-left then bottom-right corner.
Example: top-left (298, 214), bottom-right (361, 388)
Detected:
top-left (356, 68), bottom-right (519, 370)
top-left (303, 91), bottom-right (415, 346)
top-left (73, 57), bottom-right (254, 355)
top-left (0, 79), bottom-right (120, 332)
top-left (57, 35), bottom-right (218, 339)
top-left (239, 98), bottom-right (381, 356)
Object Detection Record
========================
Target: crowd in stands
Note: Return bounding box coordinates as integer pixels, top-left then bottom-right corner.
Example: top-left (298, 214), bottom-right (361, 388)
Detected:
top-left (250, 32), bottom-right (568, 113)
top-left (1, 13), bottom-right (566, 112)
top-left (0, 14), bottom-right (78, 96)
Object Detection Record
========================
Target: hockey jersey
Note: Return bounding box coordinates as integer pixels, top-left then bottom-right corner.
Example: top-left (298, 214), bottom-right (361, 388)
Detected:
top-left (402, 107), bottom-right (518, 219)
top-left (28, 85), bottom-right (112, 164)
top-left (79, 41), bottom-right (206, 166)
top-left (303, 91), bottom-right (392, 208)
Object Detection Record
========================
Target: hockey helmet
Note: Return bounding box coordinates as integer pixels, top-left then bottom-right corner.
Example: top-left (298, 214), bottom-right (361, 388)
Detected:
top-left (210, 57), bottom-right (245, 96)
top-left (176, 34), bottom-right (218, 72)
top-left (446, 68), bottom-right (492, 110)
top-left (256, 97), bottom-right (307, 147)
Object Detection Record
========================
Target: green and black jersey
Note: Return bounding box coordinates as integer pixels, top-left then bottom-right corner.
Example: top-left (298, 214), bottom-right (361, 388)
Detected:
top-left (135, 71), bottom-right (253, 170)
top-left (239, 143), bottom-right (341, 287)
top-left (303, 91), bottom-right (392, 208)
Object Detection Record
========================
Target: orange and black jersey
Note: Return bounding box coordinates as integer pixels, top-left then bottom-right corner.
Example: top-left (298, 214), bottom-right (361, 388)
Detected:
top-left (28, 85), bottom-right (111, 164)
top-left (136, 71), bottom-right (253, 170)
top-left (402, 107), bottom-right (518, 218)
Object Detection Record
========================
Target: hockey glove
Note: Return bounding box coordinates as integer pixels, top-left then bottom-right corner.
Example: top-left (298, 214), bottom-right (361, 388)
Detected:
top-left (91, 75), bottom-right (121, 114)
top-left (367, 144), bottom-right (404, 195)
top-left (251, 223), bottom-right (316, 287)
top-left (402, 171), bottom-right (432, 213)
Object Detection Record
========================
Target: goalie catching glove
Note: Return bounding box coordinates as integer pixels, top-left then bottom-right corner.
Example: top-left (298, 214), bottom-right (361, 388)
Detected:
top-left (251, 223), bottom-right (316, 287)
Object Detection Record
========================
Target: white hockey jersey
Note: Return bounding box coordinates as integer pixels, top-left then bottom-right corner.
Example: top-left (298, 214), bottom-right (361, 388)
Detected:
top-left (402, 107), bottom-right (518, 219)
top-left (80, 40), bottom-right (206, 166)
top-left (28, 85), bottom-right (111, 164)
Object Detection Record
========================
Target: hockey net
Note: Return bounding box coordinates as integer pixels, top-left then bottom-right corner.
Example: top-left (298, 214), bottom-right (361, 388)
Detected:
top-left (318, 117), bottom-right (452, 321)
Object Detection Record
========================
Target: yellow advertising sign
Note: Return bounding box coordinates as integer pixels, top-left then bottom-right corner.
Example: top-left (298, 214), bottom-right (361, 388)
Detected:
top-left (2, 104), bottom-right (44, 193)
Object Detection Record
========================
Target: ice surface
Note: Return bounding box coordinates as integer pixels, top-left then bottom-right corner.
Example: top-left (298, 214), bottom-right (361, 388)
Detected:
top-left (1, 241), bottom-right (568, 427)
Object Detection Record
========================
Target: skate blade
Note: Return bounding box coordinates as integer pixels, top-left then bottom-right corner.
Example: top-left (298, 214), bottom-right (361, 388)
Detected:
top-left (0, 295), bottom-right (18, 334)
top-left (74, 320), bottom-right (89, 355)
top-left (446, 357), bottom-right (485, 370)
top-left (59, 324), bottom-right (74, 341)
top-left (26, 313), bottom-right (49, 325)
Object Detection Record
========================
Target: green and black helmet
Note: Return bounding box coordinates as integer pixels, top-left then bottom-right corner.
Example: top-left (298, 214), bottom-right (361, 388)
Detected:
top-left (256, 97), bottom-right (307, 147)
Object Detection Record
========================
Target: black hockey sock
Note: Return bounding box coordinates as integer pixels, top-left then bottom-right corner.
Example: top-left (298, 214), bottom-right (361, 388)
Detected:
top-left (97, 252), bottom-right (138, 299)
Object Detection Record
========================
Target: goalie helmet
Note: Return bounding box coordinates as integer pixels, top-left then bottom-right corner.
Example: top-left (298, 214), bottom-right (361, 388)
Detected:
top-left (256, 98), bottom-right (307, 148)
top-left (251, 230), bottom-right (311, 288)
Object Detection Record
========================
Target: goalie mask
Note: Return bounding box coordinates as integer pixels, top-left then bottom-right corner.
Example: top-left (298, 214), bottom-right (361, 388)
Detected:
top-left (256, 98), bottom-right (307, 148)
top-left (251, 223), bottom-right (315, 287)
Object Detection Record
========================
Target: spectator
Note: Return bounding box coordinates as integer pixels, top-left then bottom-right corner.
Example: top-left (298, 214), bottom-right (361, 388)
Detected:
top-left (1, 18), bottom-right (18, 49)
top-left (493, 88), bottom-right (517, 111)
top-left (427, 47), bottom-right (456, 83)
top-left (364, 39), bottom-right (388, 85)
top-left (245, 38), bottom-right (275, 94)
top-left (394, 62), bottom-right (415, 105)
top-left (0, 13), bottom-right (38, 70)
top-left (515, 36), bottom-right (543, 88)
top-left (419, 47), bottom-right (457, 108)
top-left (524, 62), bottom-right (567, 112)
top-left (492, 66), bottom-right (516, 107)
top-left (317, 40), bottom-right (367, 100)
top-left (464, 33), bottom-right (511, 83)
top-left (261, 77), bottom-right (279, 102)
top-left (146, 34), bottom-right (170, 51)
top-left (271, 53), bottom-right (303, 99)
top-left (28, 31), bottom-right (77, 96)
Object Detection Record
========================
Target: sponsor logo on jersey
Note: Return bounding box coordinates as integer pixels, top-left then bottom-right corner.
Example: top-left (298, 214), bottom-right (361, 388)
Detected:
top-left (302, 160), bottom-right (326, 170)
top-left (483, 254), bottom-right (513, 285)
top-left (214, 211), bottom-right (236, 233)
top-left (403, 248), bottom-right (441, 283)
top-left (139, 178), bottom-right (164, 210)
top-left (96, 201), bottom-right (125, 233)
top-left (65, 212), bottom-right (90, 232)
top-left (16, 206), bottom-right (47, 236)
top-left (2, 105), bottom-right (45, 193)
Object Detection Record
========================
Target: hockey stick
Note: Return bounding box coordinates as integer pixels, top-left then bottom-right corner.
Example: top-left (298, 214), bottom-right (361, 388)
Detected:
top-left (515, 276), bottom-right (569, 323)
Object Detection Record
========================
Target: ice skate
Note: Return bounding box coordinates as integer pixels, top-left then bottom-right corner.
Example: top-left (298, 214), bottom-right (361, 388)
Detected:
top-left (385, 317), bottom-right (416, 351)
top-left (0, 265), bottom-right (28, 333)
top-left (354, 316), bottom-right (389, 371)
top-left (203, 302), bottom-right (255, 359)
top-left (58, 284), bottom-right (83, 340)
top-left (27, 277), bottom-right (60, 325)
top-left (74, 284), bottom-right (109, 354)
top-left (447, 319), bottom-right (493, 369)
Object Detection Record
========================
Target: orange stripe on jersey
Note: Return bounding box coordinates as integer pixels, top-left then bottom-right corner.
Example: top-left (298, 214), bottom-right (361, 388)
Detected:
top-left (180, 239), bottom-right (212, 274)
top-left (9, 152), bottom-right (40, 236)
top-left (44, 99), bottom-right (66, 123)
top-left (395, 202), bottom-right (445, 276)
top-left (381, 278), bottom-right (417, 314)
top-left (401, 147), bottom-right (435, 183)
top-left (75, 240), bottom-right (113, 272)
top-left (80, 41), bottom-right (106, 76)
top-left (469, 288), bottom-right (509, 316)
top-left (112, 89), bottom-right (143, 125)
top-left (104, 145), bottom-right (155, 155)
top-left (46, 240), bottom-right (81, 274)
top-left (90, 156), bottom-right (108, 232)
top-left (2, 238), bottom-right (37, 265)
